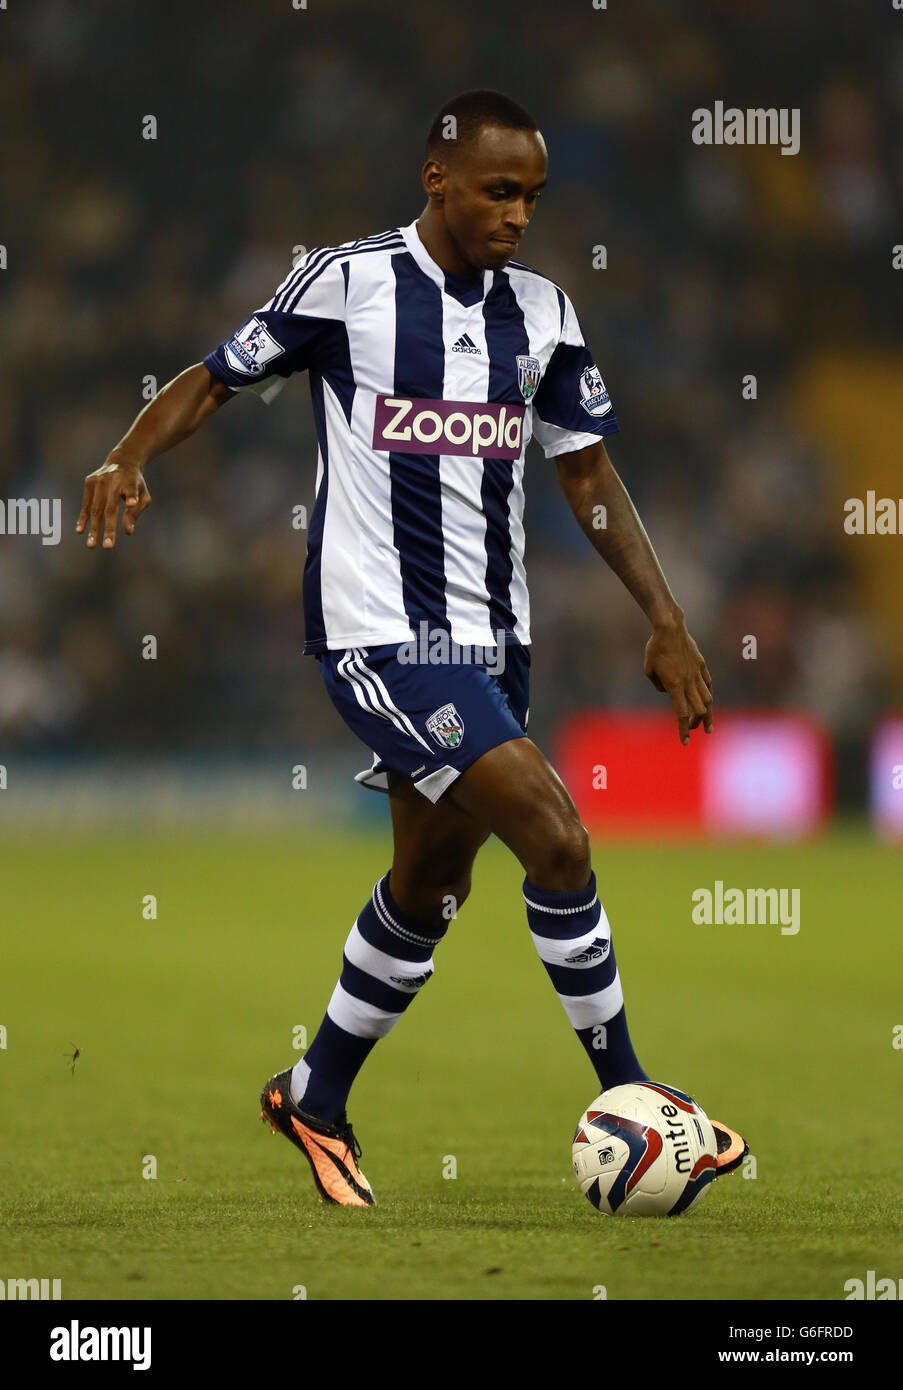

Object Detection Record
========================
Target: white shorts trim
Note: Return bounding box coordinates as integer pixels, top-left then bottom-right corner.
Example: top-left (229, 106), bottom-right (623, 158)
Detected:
top-left (353, 752), bottom-right (460, 803)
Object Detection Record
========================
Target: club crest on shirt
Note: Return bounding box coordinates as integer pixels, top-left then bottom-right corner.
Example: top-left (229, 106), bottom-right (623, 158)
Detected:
top-left (224, 315), bottom-right (285, 376)
top-left (426, 703), bottom-right (465, 750)
top-left (579, 363), bottom-right (612, 417)
top-left (516, 354), bottom-right (541, 402)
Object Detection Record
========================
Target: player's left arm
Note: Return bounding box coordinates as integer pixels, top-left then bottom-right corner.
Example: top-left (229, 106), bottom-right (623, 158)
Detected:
top-left (556, 439), bottom-right (713, 745)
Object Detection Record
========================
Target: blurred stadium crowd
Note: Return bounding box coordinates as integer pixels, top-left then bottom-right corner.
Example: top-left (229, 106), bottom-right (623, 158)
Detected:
top-left (1, 0), bottom-right (900, 791)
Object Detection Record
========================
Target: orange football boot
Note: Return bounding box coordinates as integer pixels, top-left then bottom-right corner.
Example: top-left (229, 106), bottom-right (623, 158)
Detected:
top-left (259, 1069), bottom-right (375, 1206)
top-left (710, 1118), bottom-right (748, 1174)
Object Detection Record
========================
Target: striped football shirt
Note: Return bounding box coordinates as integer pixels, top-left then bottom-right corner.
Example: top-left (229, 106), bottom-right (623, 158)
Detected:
top-left (203, 221), bottom-right (619, 655)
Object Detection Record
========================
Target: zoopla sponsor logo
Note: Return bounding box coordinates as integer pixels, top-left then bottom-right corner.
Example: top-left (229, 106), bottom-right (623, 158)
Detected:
top-left (372, 395), bottom-right (525, 459)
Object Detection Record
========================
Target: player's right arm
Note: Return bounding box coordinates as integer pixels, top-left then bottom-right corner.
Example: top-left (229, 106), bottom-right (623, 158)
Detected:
top-left (77, 364), bottom-right (233, 550)
top-left (80, 247), bottom-right (347, 550)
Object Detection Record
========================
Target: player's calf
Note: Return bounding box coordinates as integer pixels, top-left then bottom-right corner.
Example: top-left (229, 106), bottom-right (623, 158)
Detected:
top-left (386, 867), bottom-right (474, 930)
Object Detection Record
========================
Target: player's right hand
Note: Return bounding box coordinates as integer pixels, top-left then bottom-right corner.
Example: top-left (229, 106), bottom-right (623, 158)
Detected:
top-left (643, 621), bottom-right (714, 746)
top-left (76, 452), bottom-right (151, 550)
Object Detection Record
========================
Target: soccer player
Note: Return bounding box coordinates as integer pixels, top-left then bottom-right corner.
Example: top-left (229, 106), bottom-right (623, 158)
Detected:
top-left (78, 90), bottom-right (746, 1206)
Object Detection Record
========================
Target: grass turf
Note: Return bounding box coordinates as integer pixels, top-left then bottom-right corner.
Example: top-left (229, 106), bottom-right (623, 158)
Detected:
top-left (0, 827), bottom-right (900, 1300)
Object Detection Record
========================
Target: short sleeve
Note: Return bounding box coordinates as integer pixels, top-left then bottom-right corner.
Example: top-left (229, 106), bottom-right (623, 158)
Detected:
top-left (530, 290), bottom-right (619, 457)
top-left (203, 251), bottom-right (347, 405)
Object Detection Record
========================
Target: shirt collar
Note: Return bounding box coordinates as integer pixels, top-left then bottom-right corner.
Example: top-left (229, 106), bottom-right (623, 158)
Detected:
top-left (400, 220), bottom-right (494, 300)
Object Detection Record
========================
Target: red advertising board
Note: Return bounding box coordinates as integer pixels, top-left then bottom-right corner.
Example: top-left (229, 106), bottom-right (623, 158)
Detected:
top-left (553, 710), bottom-right (831, 838)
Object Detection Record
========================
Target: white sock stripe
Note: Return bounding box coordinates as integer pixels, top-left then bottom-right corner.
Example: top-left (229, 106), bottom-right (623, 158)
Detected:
top-left (372, 877), bottom-right (440, 948)
top-left (289, 1057), bottom-right (311, 1107)
top-left (345, 921), bottom-right (435, 986)
top-left (529, 903), bottom-right (608, 966)
top-left (327, 982), bottom-right (403, 1040)
top-left (530, 937), bottom-right (612, 971)
top-left (555, 973), bottom-right (624, 1031)
top-left (523, 891), bottom-right (599, 916)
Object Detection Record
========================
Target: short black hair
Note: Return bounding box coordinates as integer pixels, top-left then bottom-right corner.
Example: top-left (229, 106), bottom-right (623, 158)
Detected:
top-left (425, 89), bottom-right (539, 162)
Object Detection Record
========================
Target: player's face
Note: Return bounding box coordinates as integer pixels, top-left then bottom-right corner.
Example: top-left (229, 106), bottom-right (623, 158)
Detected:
top-left (438, 126), bottom-right (548, 272)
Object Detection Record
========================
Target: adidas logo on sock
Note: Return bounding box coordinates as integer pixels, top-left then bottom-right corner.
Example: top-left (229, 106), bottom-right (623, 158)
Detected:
top-left (565, 936), bottom-right (611, 965)
top-left (451, 333), bottom-right (481, 354)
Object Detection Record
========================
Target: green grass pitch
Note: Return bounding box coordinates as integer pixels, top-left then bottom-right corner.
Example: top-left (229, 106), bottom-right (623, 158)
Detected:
top-left (1, 826), bottom-right (900, 1301)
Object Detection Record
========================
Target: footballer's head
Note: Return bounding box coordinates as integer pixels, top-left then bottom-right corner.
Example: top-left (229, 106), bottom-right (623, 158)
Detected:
top-left (423, 90), bottom-right (547, 272)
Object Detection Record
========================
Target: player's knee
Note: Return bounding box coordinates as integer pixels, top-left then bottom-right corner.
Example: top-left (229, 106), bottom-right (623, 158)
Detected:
top-left (524, 818), bottom-right (591, 892)
top-left (426, 838), bottom-right (482, 904)
top-left (441, 867), bottom-right (472, 911)
top-left (391, 864), bottom-right (473, 928)
top-left (427, 865), bottom-right (474, 921)
top-left (440, 871), bottom-right (472, 920)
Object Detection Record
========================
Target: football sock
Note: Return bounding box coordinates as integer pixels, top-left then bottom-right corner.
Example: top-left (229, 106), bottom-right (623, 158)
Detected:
top-left (523, 870), bottom-right (649, 1091)
top-left (290, 870), bottom-right (447, 1124)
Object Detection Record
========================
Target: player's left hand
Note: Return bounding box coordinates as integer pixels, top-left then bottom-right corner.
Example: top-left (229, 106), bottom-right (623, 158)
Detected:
top-left (643, 621), bottom-right (713, 745)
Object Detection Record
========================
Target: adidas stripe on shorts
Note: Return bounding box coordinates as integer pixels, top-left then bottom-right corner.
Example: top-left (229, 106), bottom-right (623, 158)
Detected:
top-left (317, 641), bottom-right (531, 803)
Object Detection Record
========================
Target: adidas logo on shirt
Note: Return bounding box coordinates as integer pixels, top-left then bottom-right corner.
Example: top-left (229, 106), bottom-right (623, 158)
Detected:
top-left (451, 333), bottom-right (481, 354)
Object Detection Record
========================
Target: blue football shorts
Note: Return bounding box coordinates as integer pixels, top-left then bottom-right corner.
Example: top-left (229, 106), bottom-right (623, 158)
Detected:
top-left (316, 640), bottom-right (531, 803)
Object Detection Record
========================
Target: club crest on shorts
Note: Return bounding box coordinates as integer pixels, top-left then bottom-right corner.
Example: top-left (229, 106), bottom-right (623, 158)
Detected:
top-left (426, 703), bottom-right (465, 749)
top-left (579, 363), bottom-right (612, 417)
top-left (516, 354), bottom-right (541, 402)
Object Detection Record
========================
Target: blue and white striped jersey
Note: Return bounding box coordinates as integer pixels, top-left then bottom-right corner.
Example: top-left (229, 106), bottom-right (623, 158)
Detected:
top-left (203, 221), bottom-right (619, 655)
